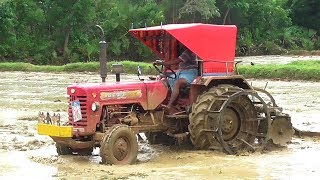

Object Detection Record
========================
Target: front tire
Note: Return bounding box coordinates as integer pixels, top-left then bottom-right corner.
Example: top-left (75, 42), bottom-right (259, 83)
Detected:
top-left (100, 125), bottom-right (138, 165)
top-left (56, 143), bottom-right (73, 155)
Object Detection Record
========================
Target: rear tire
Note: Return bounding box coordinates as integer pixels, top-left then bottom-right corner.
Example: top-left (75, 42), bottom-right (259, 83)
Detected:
top-left (100, 124), bottom-right (138, 165)
top-left (188, 85), bottom-right (229, 149)
top-left (189, 85), bottom-right (260, 153)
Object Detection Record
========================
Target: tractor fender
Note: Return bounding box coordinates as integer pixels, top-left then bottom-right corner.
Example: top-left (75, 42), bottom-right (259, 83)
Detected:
top-left (189, 75), bottom-right (253, 104)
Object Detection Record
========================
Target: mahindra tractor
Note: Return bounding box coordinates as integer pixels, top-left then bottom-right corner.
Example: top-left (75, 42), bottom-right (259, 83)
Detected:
top-left (37, 23), bottom-right (294, 165)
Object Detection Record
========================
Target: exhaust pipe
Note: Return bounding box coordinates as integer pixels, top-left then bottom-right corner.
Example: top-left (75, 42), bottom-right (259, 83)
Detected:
top-left (96, 25), bottom-right (107, 83)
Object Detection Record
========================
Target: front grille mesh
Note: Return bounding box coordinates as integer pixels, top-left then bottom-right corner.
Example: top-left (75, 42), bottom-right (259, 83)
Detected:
top-left (68, 95), bottom-right (88, 126)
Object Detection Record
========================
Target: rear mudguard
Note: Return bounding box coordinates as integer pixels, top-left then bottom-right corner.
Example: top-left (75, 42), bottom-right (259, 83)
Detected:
top-left (190, 75), bottom-right (252, 104)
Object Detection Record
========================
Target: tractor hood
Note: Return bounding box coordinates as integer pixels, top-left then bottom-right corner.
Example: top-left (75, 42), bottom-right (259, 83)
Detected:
top-left (129, 23), bottom-right (237, 73)
top-left (67, 81), bottom-right (168, 110)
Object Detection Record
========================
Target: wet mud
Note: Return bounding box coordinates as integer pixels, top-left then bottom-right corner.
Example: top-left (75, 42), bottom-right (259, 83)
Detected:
top-left (236, 55), bottom-right (320, 65)
top-left (1, 68), bottom-right (320, 179)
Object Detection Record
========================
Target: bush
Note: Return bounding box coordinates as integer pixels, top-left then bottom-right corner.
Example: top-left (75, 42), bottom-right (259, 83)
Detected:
top-left (282, 26), bottom-right (317, 50)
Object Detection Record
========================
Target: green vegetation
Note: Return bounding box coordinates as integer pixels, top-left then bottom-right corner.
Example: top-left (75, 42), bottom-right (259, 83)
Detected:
top-left (1, 60), bottom-right (320, 81)
top-left (0, 0), bottom-right (319, 64)
top-left (238, 60), bottom-right (320, 81)
top-left (0, 61), bottom-right (158, 75)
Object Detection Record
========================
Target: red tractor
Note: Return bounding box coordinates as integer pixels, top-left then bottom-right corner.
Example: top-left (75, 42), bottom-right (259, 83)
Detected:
top-left (38, 23), bottom-right (294, 165)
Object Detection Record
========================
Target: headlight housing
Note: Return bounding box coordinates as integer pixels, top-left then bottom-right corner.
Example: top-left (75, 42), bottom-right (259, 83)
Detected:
top-left (91, 102), bottom-right (100, 112)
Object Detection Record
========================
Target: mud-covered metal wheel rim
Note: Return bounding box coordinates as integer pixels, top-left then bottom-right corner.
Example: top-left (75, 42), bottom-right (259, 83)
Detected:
top-left (113, 136), bottom-right (130, 161)
top-left (208, 94), bottom-right (259, 154)
top-left (214, 90), bottom-right (271, 154)
top-left (221, 106), bottom-right (241, 141)
top-left (188, 85), bottom-right (271, 154)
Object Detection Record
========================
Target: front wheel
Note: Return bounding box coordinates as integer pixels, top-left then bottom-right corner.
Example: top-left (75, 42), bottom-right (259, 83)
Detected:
top-left (56, 143), bottom-right (73, 155)
top-left (100, 124), bottom-right (138, 165)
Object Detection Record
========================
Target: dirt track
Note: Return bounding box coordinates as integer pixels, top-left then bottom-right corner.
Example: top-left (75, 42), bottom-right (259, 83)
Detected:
top-left (1, 58), bottom-right (320, 179)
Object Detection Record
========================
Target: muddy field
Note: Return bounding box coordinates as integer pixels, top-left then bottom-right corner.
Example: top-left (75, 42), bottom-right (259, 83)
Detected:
top-left (1, 58), bottom-right (320, 179)
top-left (236, 54), bottom-right (320, 65)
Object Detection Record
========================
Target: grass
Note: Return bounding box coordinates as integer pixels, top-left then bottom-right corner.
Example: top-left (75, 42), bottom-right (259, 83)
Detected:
top-left (238, 60), bottom-right (320, 81)
top-left (1, 60), bottom-right (320, 81)
top-left (0, 61), bottom-right (158, 75)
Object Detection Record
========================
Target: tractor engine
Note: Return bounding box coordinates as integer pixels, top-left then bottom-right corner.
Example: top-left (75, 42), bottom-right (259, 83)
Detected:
top-left (105, 104), bottom-right (142, 127)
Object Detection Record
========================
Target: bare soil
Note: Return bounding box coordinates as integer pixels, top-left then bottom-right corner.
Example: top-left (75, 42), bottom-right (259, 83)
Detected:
top-left (1, 61), bottom-right (320, 179)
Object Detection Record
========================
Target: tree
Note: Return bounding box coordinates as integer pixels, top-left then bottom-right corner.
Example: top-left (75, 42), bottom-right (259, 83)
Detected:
top-left (96, 0), bottom-right (164, 60)
top-left (13, 0), bottom-right (47, 60)
top-left (215, 0), bottom-right (292, 54)
top-left (179, 0), bottom-right (220, 22)
top-left (288, 0), bottom-right (320, 31)
top-left (0, 1), bottom-right (16, 59)
top-left (0, 0), bottom-right (318, 64)
top-left (46, 0), bottom-right (96, 62)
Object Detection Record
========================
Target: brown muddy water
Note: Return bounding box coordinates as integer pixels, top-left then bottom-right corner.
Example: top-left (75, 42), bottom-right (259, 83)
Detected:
top-left (1, 71), bottom-right (320, 179)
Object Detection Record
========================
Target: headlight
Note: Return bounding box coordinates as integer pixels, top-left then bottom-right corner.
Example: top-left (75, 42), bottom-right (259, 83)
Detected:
top-left (91, 102), bottom-right (100, 112)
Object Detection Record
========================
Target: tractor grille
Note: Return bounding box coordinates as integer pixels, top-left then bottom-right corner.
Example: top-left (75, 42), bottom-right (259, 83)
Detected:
top-left (68, 95), bottom-right (88, 126)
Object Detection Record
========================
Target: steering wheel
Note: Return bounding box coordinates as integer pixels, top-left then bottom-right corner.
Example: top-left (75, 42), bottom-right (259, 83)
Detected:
top-left (153, 60), bottom-right (177, 79)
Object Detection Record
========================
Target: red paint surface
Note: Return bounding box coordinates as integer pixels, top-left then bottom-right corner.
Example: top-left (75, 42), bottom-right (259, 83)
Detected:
top-left (66, 81), bottom-right (168, 134)
top-left (67, 81), bottom-right (168, 110)
top-left (130, 23), bottom-right (237, 74)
